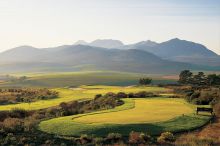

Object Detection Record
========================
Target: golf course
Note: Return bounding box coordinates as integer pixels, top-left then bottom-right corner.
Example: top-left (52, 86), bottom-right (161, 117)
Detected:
top-left (39, 98), bottom-right (210, 136)
top-left (37, 85), bottom-right (211, 137)
top-left (0, 85), bottom-right (170, 111)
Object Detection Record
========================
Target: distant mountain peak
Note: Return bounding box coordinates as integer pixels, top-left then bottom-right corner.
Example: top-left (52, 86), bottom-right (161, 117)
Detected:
top-left (3, 45), bottom-right (39, 53)
top-left (15, 45), bottom-right (36, 49)
top-left (138, 40), bottom-right (158, 47)
top-left (90, 39), bottom-right (124, 48)
top-left (171, 38), bottom-right (181, 41)
top-left (74, 40), bottom-right (88, 45)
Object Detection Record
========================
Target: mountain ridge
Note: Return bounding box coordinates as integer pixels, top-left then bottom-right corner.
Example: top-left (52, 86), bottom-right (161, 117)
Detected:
top-left (0, 38), bottom-right (219, 74)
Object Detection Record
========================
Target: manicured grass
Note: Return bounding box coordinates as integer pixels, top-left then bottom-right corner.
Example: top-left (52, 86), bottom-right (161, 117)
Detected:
top-left (0, 85), bottom-right (169, 111)
top-left (73, 98), bottom-right (193, 124)
top-left (39, 98), bottom-right (211, 136)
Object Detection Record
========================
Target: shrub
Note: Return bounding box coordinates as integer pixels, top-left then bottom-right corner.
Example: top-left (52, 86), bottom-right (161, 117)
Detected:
top-left (80, 134), bottom-right (92, 144)
top-left (94, 94), bottom-right (102, 100)
top-left (3, 133), bottom-right (17, 145)
top-left (129, 131), bottom-right (151, 144)
top-left (190, 92), bottom-right (200, 101)
top-left (191, 98), bottom-right (201, 105)
top-left (24, 117), bottom-right (38, 132)
top-left (3, 118), bottom-right (24, 132)
top-left (106, 133), bottom-right (122, 143)
top-left (139, 132), bottom-right (151, 143)
top-left (157, 132), bottom-right (175, 144)
top-left (93, 137), bottom-right (104, 145)
top-left (116, 92), bottom-right (128, 98)
top-left (10, 108), bottom-right (29, 118)
top-left (128, 93), bottom-right (134, 98)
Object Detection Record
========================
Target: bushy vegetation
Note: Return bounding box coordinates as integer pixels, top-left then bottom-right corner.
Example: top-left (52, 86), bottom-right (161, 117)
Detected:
top-left (0, 92), bottom-right (125, 145)
top-left (0, 88), bottom-right (58, 105)
top-left (157, 131), bottom-right (175, 144)
top-left (174, 85), bottom-right (220, 105)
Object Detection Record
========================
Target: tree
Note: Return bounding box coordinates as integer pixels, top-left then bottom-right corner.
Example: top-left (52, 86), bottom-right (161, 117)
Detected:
top-left (139, 78), bottom-right (152, 85)
top-left (207, 74), bottom-right (220, 85)
top-left (192, 72), bottom-right (207, 85)
top-left (178, 70), bottom-right (193, 84)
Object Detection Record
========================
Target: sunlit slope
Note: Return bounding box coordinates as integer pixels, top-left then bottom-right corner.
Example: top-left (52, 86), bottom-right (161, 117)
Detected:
top-left (0, 85), bottom-right (169, 111)
top-left (73, 98), bottom-right (193, 124)
top-left (0, 88), bottom-right (93, 111)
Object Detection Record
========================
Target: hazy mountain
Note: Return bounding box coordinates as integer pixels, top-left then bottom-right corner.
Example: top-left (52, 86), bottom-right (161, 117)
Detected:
top-left (120, 40), bottom-right (158, 49)
top-left (153, 38), bottom-right (217, 58)
top-left (0, 39), bottom-right (219, 73)
top-left (128, 38), bottom-right (220, 66)
top-left (73, 40), bottom-right (88, 45)
top-left (90, 39), bottom-right (124, 48)
top-left (0, 44), bottom-right (197, 74)
top-left (73, 39), bottom-right (124, 48)
top-left (0, 46), bottom-right (48, 62)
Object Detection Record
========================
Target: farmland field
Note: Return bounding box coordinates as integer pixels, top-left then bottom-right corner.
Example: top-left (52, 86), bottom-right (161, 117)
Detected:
top-left (0, 85), bottom-right (170, 111)
top-left (39, 97), bottom-right (211, 136)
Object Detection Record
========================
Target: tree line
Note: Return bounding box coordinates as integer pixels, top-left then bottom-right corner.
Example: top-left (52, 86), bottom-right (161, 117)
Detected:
top-left (179, 70), bottom-right (220, 86)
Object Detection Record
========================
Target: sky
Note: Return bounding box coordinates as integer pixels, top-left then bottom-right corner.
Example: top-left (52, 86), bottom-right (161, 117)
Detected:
top-left (0, 0), bottom-right (220, 54)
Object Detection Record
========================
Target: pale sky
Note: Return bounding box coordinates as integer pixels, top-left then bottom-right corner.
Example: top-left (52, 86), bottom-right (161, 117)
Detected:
top-left (0, 0), bottom-right (220, 54)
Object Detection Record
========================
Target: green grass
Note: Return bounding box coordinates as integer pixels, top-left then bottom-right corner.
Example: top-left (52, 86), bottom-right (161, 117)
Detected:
top-left (39, 98), bottom-right (211, 136)
top-left (73, 98), bottom-right (193, 124)
top-left (0, 71), bottom-right (177, 88)
top-left (0, 85), bottom-right (169, 111)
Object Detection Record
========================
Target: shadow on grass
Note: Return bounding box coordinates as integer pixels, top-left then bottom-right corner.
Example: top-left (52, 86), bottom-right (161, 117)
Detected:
top-left (86, 123), bottom-right (164, 136)
top-left (83, 115), bottom-right (211, 137)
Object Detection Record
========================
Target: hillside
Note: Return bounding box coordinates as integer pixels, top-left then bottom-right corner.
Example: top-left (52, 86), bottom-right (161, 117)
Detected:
top-left (0, 39), bottom-right (219, 74)
top-left (127, 38), bottom-right (220, 66)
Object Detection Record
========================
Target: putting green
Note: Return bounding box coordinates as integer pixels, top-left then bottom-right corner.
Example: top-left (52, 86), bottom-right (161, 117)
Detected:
top-left (73, 98), bottom-right (193, 124)
top-left (39, 98), bottom-right (211, 136)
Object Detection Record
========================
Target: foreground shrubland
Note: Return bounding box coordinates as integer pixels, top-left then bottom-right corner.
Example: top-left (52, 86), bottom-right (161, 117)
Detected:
top-left (0, 84), bottom-right (218, 145)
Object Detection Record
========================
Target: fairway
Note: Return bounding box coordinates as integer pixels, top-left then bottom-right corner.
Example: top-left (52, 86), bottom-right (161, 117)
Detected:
top-left (39, 98), bottom-right (211, 136)
top-left (0, 85), bottom-right (169, 111)
top-left (73, 98), bottom-right (193, 124)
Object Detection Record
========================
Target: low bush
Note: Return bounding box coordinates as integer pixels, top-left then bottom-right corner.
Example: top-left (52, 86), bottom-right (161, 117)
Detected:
top-left (129, 131), bottom-right (151, 144)
top-left (106, 133), bottom-right (122, 143)
top-left (3, 118), bottom-right (24, 132)
top-left (157, 132), bottom-right (175, 144)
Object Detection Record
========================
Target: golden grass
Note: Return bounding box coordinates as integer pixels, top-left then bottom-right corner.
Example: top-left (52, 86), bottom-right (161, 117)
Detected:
top-left (0, 85), bottom-right (170, 111)
top-left (73, 98), bottom-right (193, 124)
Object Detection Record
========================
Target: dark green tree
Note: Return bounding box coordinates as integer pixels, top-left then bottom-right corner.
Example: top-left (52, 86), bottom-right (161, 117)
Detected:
top-left (207, 74), bottom-right (220, 85)
top-left (139, 78), bottom-right (152, 85)
top-left (192, 72), bottom-right (207, 85)
top-left (178, 70), bottom-right (193, 84)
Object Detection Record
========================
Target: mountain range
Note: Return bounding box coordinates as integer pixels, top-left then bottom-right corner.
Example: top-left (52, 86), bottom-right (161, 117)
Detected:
top-left (0, 38), bottom-right (219, 74)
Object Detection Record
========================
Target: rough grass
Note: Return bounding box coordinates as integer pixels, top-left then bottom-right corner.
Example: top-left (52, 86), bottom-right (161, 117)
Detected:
top-left (0, 85), bottom-right (169, 111)
top-left (39, 98), bottom-right (211, 136)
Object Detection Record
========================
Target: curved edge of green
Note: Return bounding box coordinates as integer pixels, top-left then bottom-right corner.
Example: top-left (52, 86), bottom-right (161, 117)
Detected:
top-left (38, 98), bottom-right (211, 137)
